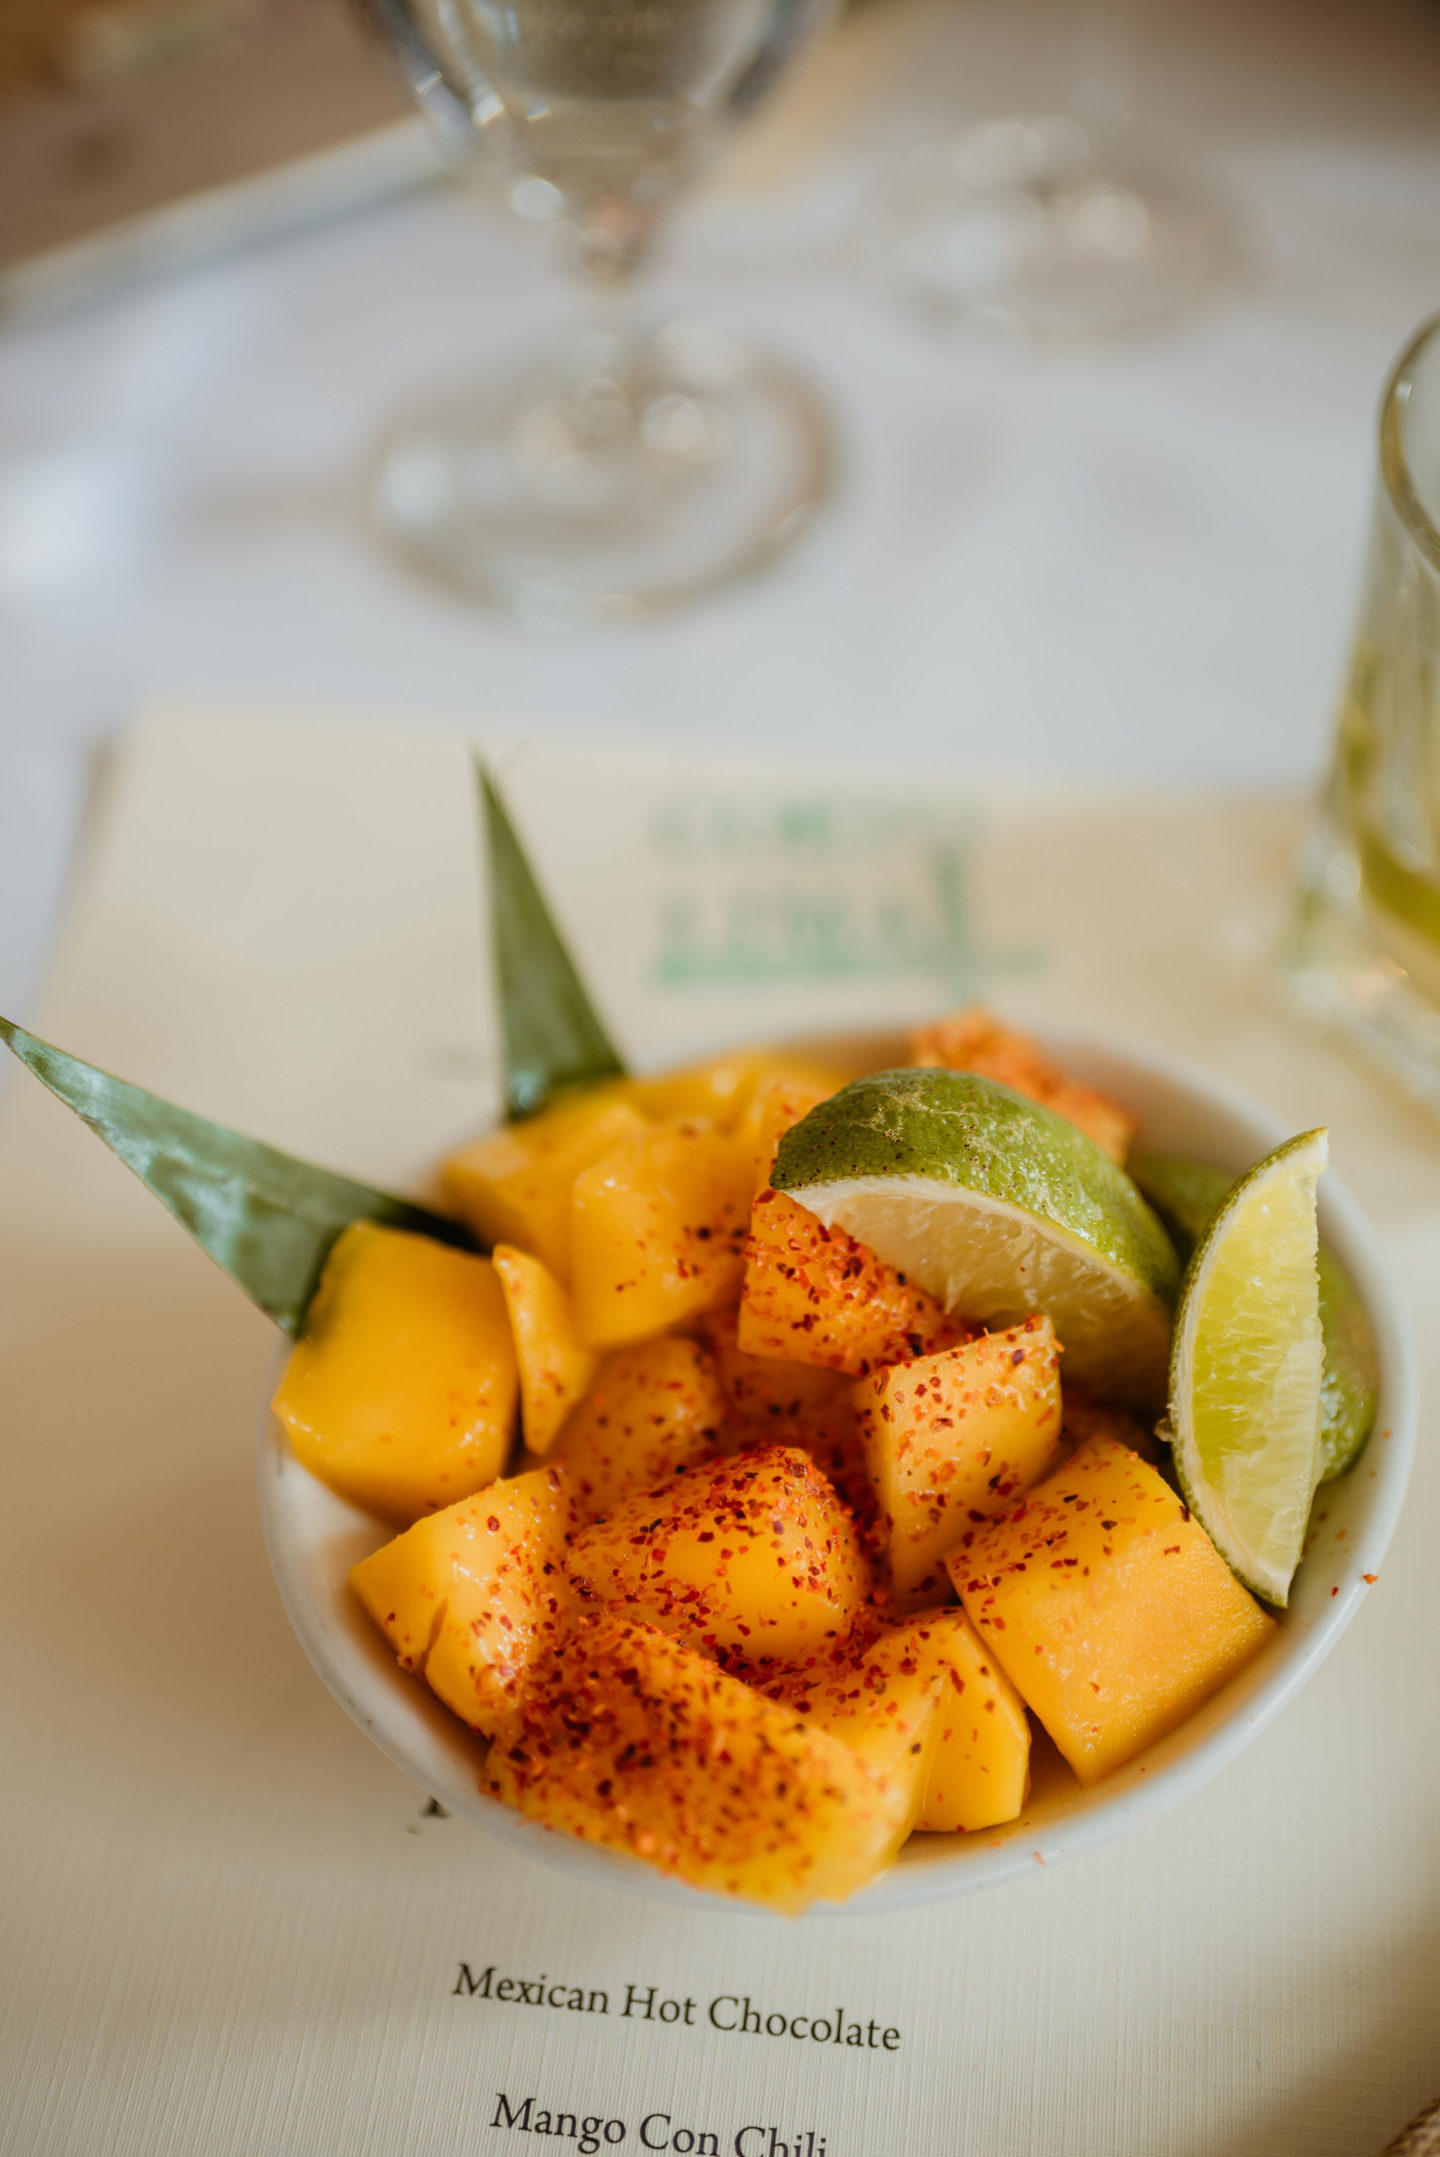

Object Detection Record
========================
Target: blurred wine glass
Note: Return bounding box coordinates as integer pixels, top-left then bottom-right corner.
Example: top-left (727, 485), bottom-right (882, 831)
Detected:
top-left (358, 0), bottom-right (836, 625)
top-left (863, 0), bottom-right (1222, 342)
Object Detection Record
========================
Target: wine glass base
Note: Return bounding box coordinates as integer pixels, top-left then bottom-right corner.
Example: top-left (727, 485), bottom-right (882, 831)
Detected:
top-left (371, 320), bottom-right (833, 628)
top-left (867, 117), bottom-right (1222, 341)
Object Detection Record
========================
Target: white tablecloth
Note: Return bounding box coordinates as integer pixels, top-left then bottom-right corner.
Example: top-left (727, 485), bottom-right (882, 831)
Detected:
top-left (3, 712), bottom-right (1437, 2157)
top-left (2, 0), bottom-right (1440, 1016)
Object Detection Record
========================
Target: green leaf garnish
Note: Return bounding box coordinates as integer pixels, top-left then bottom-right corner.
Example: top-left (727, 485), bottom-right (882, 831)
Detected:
top-left (0, 1016), bottom-right (475, 1336)
top-left (480, 764), bottom-right (627, 1119)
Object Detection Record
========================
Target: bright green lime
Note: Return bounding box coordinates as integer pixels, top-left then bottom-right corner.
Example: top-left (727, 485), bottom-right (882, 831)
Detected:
top-left (1167, 1130), bottom-right (1328, 1608)
top-left (1132, 1150), bottom-right (1378, 1480)
top-left (771, 1068), bottom-right (1179, 1408)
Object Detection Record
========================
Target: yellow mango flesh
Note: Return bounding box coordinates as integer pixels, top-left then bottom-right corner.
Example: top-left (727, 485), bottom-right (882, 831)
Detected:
top-left (853, 1318), bottom-right (1065, 1603)
top-left (908, 1610), bottom-right (1031, 1834)
top-left (272, 1222), bottom-right (517, 1525)
top-left (484, 1617), bottom-right (912, 1914)
top-left (493, 1243), bottom-right (597, 1457)
top-left (349, 1465), bottom-right (574, 1735)
top-left (566, 1445), bottom-right (870, 1664)
top-left (569, 1120), bottom-right (752, 1347)
top-left (700, 1305), bottom-right (851, 1426)
top-left (738, 1188), bottom-right (967, 1378)
top-left (733, 1070), bottom-right (845, 1193)
top-left (799, 1624), bottom-right (945, 1826)
top-left (443, 1095), bottom-right (648, 1282)
top-left (550, 1334), bottom-right (728, 1518)
top-left (951, 1435), bottom-right (1275, 1785)
top-left (698, 1306), bottom-right (867, 1507)
top-left (622, 1051), bottom-right (847, 1133)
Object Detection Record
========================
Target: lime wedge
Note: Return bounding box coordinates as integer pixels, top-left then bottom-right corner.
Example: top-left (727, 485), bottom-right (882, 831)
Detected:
top-left (1167, 1130), bottom-right (1328, 1607)
top-left (770, 1069), bottom-right (1180, 1408)
top-left (1133, 1149), bottom-right (1378, 1482)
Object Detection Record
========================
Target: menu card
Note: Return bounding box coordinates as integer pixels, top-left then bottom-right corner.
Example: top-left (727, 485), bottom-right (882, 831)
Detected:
top-left (2, 708), bottom-right (1437, 2157)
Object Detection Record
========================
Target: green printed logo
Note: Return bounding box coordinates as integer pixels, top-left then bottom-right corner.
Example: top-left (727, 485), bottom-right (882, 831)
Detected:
top-left (647, 789), bottom-right (1033, 997)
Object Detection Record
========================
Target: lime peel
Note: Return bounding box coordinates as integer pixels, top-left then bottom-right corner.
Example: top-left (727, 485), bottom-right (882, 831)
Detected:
top-left (771, 1068), bottom-right (1179, 1408)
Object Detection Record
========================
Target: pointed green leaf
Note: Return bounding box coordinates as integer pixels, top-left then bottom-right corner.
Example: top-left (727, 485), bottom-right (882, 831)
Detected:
top-left (0, 1016), bottom-right (475, 1336)
top-left (480, 764), bottom-right (627, 1119)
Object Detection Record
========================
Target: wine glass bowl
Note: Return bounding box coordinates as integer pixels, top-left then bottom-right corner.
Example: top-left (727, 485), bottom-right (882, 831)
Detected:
top-left (402, 0), bottom-right (806, 277)
top-left (358, 0), bottom-right (836, 622)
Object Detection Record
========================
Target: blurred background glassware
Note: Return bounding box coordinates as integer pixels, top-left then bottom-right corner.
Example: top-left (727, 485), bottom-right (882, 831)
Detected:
top-left (861, 0), bottom-right (1221, 340)
top-left (1285, 313), bottom-right (1440, 1116)
top-left (358, 0), bottom-right (835, 625)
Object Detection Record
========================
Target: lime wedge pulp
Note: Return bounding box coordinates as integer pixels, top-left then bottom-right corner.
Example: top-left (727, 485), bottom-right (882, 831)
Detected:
top-left (1167, 1130), bottom-right (1328, 1608)
top-left (770, 1069), bottom-right (1180, 1409)
top-left (1133, 1150), bottom-right (1378, 1481)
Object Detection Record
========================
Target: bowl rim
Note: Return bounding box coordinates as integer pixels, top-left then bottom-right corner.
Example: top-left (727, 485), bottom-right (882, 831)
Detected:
top-left (257, 1025), bottom-right (1419, 1918)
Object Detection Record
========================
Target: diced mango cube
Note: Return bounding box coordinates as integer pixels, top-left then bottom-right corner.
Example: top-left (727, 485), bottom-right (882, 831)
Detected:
top-left (737, 1187), bottom-right (967, 1378)
top-left (699, 1305), bottom-right (867, 1511)
top-left (272, 1221), bottom-right (517, 1524)
top-left (799, 1624), bottom-right (946, 1825)
top-left (909, 1610), bottom-right (1031, 1834)
top-left (550, 1335), bottom-right (727, 1517)
top-left (493, 1243), bottom-right (597, 1456)
top-left (349, 1465), bottom-right (574, 1735)
top-left (566, 1445), bottom-right (870, 1664)
top-left (734, 1069), bottom-right (844, 1194)
top-left (951, 1435), bottom-right (1275, 1785)
top-left (853, 1318), bottom-right (1064, 1603)
top-left (623, 1051), bottom-right (846, 1133)
top-left (442, 1094), bottom-right (648, 1281)
top-left (700, 1305), bottom-right (850, 1426)
top-left (570, 1120), bottom-right (752, 1347)
top-left (484, 1617), bottom-right (912, 1914)
top-left (911, 1006), bottom-right (1137, 1163)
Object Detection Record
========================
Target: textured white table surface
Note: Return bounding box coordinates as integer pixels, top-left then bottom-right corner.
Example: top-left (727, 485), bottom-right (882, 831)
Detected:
top-left (2, 711), bottom-right (1438, 2157)
top-left (3, 0), bottom-right (1440, 1017)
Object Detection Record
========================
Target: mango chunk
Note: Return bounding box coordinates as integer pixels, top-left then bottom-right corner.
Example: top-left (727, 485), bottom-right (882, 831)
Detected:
top-left (700, 1305), bottom-right (851, 1427)
top-left (951, 1435), bottom-right (1275, 1785)
top-left (349, 1465), bottom-right (574, 1735)
top-left (699, 1306), bottom-right (867, 1510)
top-left (272, 1221), bottom-right (517, 1525)
top-left (443, 1095), bottom-right (648, 1282)
top-left (853, 1318), bottom-right (1064, 1604)
top-left (737, 1187), bottom-right (967, 1378)
top-left (566, 1445), bottom-right (870, 1664)
top-left (909, 1610), bottom-right (1031, 1834)
top-left (623, 1051), bottom-right (847, 1133)
top-left (493, 1244), bottom-right (598, 1456)
top-left (911, 1006), bottom-right (1137, 1163)
top-left (796, 1624), bottom-right (946, 1825)
top-left (570, 1120), bottom-right (752, 1347)
top-left (484, 1616), bottom-right (912, 1914)
top-left (550, 1335), bottom-right (727, 1518)
top-left (734, 1070), bottom-right (844, 1194)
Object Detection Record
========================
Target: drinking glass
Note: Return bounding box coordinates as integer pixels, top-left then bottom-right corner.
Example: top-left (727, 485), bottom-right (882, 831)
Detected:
top-left (1285, 313), bottom-right (1440, 1114)
top-left (863, 0), bottom-right (1220, 340)
top-left (358, 0), bottom-right (835, 625)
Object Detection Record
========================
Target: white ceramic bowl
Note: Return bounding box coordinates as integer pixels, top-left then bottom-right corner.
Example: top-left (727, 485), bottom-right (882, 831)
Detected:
top-left (258, 1028), bottom-right (1417, 1916)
